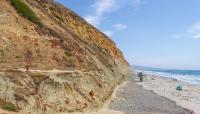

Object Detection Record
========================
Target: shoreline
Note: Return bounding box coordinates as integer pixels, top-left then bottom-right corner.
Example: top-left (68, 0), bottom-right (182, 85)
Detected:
top-left (135, 70), bottom-right (200, 88)
top-left (135, 72), bottom-right (200, 113)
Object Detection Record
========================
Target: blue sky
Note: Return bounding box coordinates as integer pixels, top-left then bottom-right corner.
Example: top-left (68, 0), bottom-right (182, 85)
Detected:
top-left (56, 0), bottom-right (200, 70)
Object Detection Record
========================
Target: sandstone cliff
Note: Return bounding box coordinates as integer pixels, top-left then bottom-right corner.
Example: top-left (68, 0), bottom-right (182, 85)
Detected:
top-left (0, 0), bottom-right (131, 113)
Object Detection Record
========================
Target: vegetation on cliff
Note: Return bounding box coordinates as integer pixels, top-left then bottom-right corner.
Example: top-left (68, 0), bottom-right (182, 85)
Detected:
top-left (11, 0), bottom-right (42, 26)
top-left (1, 102), bottom-right (18, 112)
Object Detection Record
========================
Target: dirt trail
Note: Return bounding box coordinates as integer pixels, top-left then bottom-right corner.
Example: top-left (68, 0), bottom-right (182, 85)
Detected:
top-left (17, 68), bottom-right (79, 73)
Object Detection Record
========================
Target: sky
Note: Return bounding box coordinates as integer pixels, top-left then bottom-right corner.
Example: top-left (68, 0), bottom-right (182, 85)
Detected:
top-left (56, 0), bottom-right (200, 70)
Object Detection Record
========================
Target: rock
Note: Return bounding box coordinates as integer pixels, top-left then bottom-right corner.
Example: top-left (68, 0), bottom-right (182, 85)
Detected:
top-left (89, 90), bottom-right (95, 98)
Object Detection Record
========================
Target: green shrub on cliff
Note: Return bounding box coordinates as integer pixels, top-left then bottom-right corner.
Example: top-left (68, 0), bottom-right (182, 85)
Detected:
top-left (1, 102), bottom-right (17, 112)
top-left (11, 0), bottom-right (42, 26)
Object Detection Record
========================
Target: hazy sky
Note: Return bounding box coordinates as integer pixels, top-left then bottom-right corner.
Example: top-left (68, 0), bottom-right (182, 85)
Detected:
top-left (56, 0), bottom-right (200, 70)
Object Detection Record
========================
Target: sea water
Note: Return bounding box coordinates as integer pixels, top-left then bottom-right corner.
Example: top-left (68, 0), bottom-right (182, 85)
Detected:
top-left (134, 68), bottom-right (200, 87)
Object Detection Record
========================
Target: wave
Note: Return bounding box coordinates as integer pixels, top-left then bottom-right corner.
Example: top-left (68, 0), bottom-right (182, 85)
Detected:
top-left (136, 70), bottom-right (200, 86)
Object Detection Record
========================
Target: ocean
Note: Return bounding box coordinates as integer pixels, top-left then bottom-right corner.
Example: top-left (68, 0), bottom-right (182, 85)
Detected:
top-left (134, 66), bottom-right (200, 87)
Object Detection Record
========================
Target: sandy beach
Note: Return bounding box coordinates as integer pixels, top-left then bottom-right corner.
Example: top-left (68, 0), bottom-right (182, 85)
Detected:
top-left (109, 75), bottom-right (190, 114)
top-left (135, 73), bottom-right (200, 114)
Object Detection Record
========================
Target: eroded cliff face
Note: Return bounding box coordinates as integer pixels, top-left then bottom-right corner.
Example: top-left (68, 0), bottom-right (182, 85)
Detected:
top-left (0, 0), bottom-right (131, 113)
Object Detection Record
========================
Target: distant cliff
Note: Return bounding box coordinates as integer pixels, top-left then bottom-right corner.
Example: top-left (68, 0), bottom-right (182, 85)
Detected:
top-left (0, 0), bottom-right (131, 113)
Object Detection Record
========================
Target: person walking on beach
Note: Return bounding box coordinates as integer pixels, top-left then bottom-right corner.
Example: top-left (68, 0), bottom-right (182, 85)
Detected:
top-left (138, 72), bottom-right (143, 82)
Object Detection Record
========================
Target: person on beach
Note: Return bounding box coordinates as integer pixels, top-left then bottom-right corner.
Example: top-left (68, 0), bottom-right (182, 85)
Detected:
top-left (138, 72), bottom-right (143, 82)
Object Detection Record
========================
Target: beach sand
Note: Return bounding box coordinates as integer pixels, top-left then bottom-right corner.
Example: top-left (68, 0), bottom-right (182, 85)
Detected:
top-left (109, 75), bottom-right (190, 114)
top-left (135, 73), bottom-right (200, 114)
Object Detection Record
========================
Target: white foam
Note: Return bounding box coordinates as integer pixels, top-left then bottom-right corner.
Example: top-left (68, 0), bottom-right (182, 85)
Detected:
top-left (142, 70), bottom-right (200, 86)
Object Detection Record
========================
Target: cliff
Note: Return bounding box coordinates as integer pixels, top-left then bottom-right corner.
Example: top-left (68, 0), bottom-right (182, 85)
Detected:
top-left (0, 0), bottom-right (131, 113)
